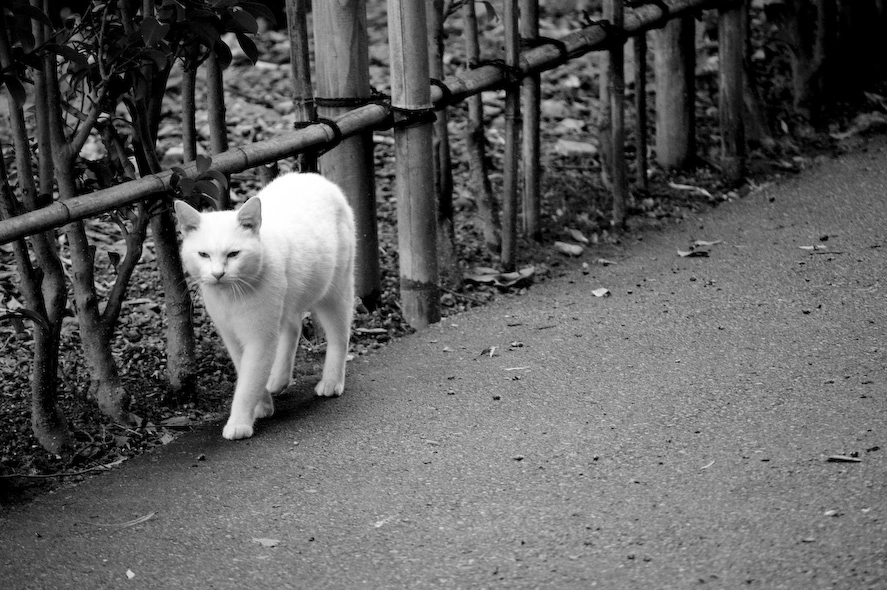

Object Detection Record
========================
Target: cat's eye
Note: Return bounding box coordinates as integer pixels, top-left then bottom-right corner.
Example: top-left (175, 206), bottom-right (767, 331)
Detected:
top-left (227, 251), bottom-right (240, 258)
top-left (198, 252), bottom-right (210, 259)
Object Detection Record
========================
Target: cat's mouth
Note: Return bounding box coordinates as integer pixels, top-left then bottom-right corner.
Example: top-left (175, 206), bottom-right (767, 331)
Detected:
top-left (203, 276), bottom-right (233, 287)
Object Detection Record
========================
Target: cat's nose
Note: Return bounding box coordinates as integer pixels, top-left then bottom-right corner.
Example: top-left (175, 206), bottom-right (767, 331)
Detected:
top-left (212, 270), bottom-right (225, 280)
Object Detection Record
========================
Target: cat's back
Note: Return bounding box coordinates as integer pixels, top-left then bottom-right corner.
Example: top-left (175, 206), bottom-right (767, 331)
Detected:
top-left (256, 173), bottom-right (353, 234)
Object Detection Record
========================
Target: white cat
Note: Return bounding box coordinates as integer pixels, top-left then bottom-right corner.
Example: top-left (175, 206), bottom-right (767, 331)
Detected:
top-left (174, 173), bottom-right (355, 440)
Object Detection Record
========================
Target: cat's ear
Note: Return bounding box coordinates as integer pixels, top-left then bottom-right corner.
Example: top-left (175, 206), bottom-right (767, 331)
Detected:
top-left (237, 197), bottom-right (262, 233)
top-left (174, 200), bottom-right (201, 233)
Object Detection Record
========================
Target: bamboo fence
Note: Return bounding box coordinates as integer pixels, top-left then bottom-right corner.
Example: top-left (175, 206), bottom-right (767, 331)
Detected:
top-left (1, 0), bottom-right (742, 327)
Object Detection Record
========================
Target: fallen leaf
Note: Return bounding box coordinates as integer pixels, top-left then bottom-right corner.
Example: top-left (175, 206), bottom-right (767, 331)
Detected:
top-left (591, 288), bottom-right (610, 297)
top-left (252, 538), bottom-right (280, 548)
top-left (677, 249), bottom-right (710, 258)
top-left (554, 241), bottom-right (584, 256)
top-left (478, 346), bottom-right (498, 358)
top-left (464, 265), bottom-right (535, 289)
top-left (565, 228), bottom-right (589, 244)
top-left (827, 455), bottom-right (861, 463)
top-left (668, 182), bottom-right (713, 199)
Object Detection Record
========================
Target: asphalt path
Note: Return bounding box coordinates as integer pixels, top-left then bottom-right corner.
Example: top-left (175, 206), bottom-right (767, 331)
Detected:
top-left (2, 141), bottom-right (887, 589)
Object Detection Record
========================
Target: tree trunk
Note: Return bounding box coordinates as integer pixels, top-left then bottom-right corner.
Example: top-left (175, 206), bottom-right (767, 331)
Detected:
top-left (599, 36), bottom-right (612, 190)
top-left (742, 0), bottom-right (774, 152)
top-left (782, 0), bottom-right (835, 128)
top-left (182, 66), bottom-right (199, 162)
top-left (0, 114), bottom-right (69, 453)
top-left (718, 0), bottom-right (746, 185)
top-left (428, 0), bottom-right (459, 288)
top-left (633, 32), bottom-right (649, 192)
top-left (605, 0), bottom-right (627, 227)
top-left (461, 0), bottom-right (500, 254)
top-left (130, 97), bottom-right (198, 404)
top-left (206, 51), bottom-right (231, 208)
top-left (151, 205), bottom-right (197, 400)
top-left (36, 8), bottom-right (132, 422)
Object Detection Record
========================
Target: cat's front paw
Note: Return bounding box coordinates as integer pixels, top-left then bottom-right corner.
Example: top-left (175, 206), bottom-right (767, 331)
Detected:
top-left (222, 421), bottom-right (254, 440)
top-left (315, 378), bottom-right (344, 397)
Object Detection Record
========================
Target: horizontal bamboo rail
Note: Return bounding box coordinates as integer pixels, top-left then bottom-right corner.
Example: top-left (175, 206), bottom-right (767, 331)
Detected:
top-left (0, 0), bottom-right (720, 245)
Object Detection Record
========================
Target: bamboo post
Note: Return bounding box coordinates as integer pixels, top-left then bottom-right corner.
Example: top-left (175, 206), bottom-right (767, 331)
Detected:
top-left (388, 0), bottom-right (440, 328)
top-left (286, 0), bottom-right (316, 173)
top-left (718, 0), bottom-right (745, 184)
top-left (205, 51), bottom-right (231, 207)
top-left (520, 0), bottom-right (541, 241)
top-left (605, 0), bottom-right (627, 227)
top-left (501, 0), bottom-right (521, 272)
top-left (314, 0), bottom-right (381, 310)
top-left (462, 0), bottom-right (500, 254)
top-left (633, 32), bottom-right (649, 192)
top-left (654, 15), bottom-right (696, 170)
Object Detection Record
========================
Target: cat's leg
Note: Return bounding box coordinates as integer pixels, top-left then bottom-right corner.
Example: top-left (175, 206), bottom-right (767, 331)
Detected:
top-left (223, 339), bottom-right (276, 440)
top-left (265, 316), bottom-right (302, 395)
top-left (253, 390), bottom-right (275, 421)
top-left (313, 295), bottom-right (353, 397)
top-left (216, 324), bottom-right (244, 375)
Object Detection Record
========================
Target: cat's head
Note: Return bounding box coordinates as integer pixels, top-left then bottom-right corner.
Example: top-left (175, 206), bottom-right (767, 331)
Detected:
top-left (174, 197), bottom-right (264, 290)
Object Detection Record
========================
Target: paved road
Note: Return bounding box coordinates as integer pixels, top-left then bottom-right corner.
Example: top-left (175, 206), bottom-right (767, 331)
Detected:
top-left (2, 141), bottom-right (887, 589)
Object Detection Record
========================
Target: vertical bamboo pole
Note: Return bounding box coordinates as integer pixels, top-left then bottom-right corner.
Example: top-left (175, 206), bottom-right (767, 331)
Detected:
top-left (286, 0), bottom-right (317, 173)
top-left (388, 0), bottom-right (440, 328)
top-left (501, 0), bottom-right (521, 272)
top-left (605, 0), bottom-right (627, 227)
top-left (654, 16), bottom-right (696, 170)
top-left (314, 0), bottom-right (381, 310)
top-left (205, 51), bottom-right (231, 207)
top-left (462, 0), bottom-right (500, 254)
top-left (520, 0), bottom-right (541, 241)
top-left (718, 0), bottom-right (746, 184)
top-left (633, 32), bottom-right (649, 192)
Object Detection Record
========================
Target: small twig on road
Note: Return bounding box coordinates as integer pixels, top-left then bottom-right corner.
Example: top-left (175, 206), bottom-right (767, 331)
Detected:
top-left (82, 512), bottom-right (156, 529)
